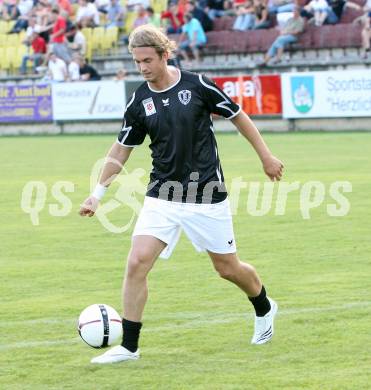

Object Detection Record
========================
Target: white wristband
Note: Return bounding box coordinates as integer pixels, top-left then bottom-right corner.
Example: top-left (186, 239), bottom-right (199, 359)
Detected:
top-left (91, 184), bottom-right (107, 200)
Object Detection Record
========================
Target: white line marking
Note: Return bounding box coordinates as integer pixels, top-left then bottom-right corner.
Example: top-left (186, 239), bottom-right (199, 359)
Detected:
top-left (0, 338), bottom-right (80, 350)
top-left (0, 302), bottom-right (369, 351)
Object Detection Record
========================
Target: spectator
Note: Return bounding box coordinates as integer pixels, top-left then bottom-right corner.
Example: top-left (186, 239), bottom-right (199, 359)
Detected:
top-left (96, 0), bottom-right (110, 14)
top-left (268, 0), bottom-right (295, 29)
top-left (179, 12), bottom-right (207, 63)
top-left (68, 53), bottom-right (81, 81)
top-left (133, 5), bottom-right (149, 28)
top-left (20, 29), bottom-right (47, 74)
top-left (252, 0), bottom-right (271, 29)
top-left (78, 57), bottom-right (101, 80)
top-left (361, 11), bottom-right (371, 58)
top-left (25, 15), bottom-right (42, 39)
top-left (161, 2), bottom-right (184, 34)
top-left (47, 7), bottom-right (71, 63)
top-left (64, 18), bottom-right (77, 40)
top-left (34, 1), bottom-right (51, 41)
top-left (299, 0), bottom-right (361, 24)
top-left (76, 0), bottom-right (100, 27)
top-left (304, 0), bottom-right (329, 26)
top-left (48, 52), bottom-right (68, 82)
top-left (186, 0), bottom-right (213, 32)
top-left (126, 0), bottom-right (150, 11)
top-left (233, 0), bottom-right (270, 30)
top-left (325, 0), bottom-right (361, 24)
top-left (268, 0), bottom-right (295, 14)
top-left (260, 6), bottom-right (305, 65)
top-left (2, 0), bottom-right (18, 21)
top-left (68, 24), bottom-right (87, 56)
top-left (120, 5), bottom-right (147, 43)
top-left (206, 0), bottom-right (227, 20)
top-left (106, 0), bottom-right (124, 28)
top-left (8, 0), bottom-right (33, 33)
top-left (224, 0), bottom-right (236, 15)
top-left (276, 10), bottom-right (294, 27)
top-left (147, 6), bottom-right (161, 27)
top-left (233, 0), bottom-right (255, 30)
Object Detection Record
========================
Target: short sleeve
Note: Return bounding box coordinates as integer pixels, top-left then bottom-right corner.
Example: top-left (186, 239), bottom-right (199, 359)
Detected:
top-left (117, 92), bottom-right (146, 147)
top-left (199, 74), bottom-right (241, 119)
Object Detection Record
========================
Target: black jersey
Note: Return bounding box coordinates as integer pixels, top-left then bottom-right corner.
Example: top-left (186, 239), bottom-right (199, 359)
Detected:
top-left (117, 69), bottom-right (241, 204)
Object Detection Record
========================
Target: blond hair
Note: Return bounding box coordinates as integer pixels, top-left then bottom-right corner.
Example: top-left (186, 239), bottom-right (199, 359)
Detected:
top-left (128, 24), bottom-right (177, 57)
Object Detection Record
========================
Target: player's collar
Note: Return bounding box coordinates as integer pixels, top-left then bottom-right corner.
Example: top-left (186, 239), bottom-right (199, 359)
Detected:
top-left (147, 67), bottom-right (181, 93)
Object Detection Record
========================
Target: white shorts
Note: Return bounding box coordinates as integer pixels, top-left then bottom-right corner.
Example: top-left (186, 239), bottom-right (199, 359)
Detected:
top-left (133, 196), bottom-right (237, 259)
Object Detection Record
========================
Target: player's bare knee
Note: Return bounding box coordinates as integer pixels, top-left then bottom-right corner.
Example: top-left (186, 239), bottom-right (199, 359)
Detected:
top-left (210, 253), bottom-right (238, 280)
top-left (126, 252), bottom-right (154, 278)
top-left (216, 265), bottom-right (236, 281)
top-left (126, 259), bottom-right (149, 279)
top-left (213, 260), bottom-right (237, 281)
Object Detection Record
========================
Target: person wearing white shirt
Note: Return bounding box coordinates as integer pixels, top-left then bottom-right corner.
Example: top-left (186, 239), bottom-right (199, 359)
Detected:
top-left (18, 0), bottom-right (33, 15)
top-left (76, 0), bottom-right (100, 27)
top-left (25, 15), bottom-right (42, 39)
top-left (9, 0), bottom-right (33, 32)
top-left (48, 53), bottom-right (67, 82)
top-left (69, 25), bottom-right (87, 56)
top-left (68, 54), bottom-right (81, 81)
top-left (96, 0), bottom-right (110, 13)
top-left (307, 0), bottom-right (329, 25)
top-left (126, 0), bottom-right (150, 11)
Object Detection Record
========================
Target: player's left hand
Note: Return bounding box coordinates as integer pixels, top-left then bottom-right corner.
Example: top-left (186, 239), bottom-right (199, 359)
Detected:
top-left (262, 155), bottom-right (284, 181)
top-left (79, 196), bottom-right (99, 217)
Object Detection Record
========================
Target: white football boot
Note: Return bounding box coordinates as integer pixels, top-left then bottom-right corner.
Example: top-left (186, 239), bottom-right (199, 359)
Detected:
top-left (251, 298), bottom-right (278, 345)
top-left (91, 345), bottom-right (140, 364)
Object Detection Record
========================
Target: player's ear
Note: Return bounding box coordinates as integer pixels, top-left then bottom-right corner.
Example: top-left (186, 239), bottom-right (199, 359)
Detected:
top-left (161, 50), bottom-right (169, 62)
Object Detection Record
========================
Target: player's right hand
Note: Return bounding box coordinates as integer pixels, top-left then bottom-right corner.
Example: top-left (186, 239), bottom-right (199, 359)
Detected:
top-left (262, 155), bottom-right (284, 182)
top-left (79, 196), bottom-right (99, 217)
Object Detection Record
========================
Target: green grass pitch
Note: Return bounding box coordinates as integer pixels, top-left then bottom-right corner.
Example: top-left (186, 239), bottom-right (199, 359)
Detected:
top-left (1, 132), bottom-right (370, 389)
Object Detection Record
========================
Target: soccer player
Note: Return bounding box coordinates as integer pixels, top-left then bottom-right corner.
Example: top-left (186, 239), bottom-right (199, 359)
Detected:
top-left (79, 24), bottom-right (284, 364)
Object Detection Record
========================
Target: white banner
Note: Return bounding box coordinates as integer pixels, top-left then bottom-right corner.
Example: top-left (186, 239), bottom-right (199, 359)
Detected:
top-left (281, 70), bottom-right (371, 118)
top-left (52, 81), bottom-right (126, 120)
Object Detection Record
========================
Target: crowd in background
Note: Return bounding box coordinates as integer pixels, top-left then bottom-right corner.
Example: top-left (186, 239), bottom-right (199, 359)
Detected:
top-left (1, 0), bottom-right (371, 79)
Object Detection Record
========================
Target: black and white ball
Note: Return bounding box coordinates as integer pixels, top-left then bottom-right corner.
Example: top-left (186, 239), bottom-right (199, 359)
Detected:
top-left (78, 304), bottom-right (122, 348)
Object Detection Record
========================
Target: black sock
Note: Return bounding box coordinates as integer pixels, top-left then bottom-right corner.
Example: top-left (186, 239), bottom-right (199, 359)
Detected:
top-left (248, 285), bottom-right (271, 317)
top-left (121, 318), bottom-right (142, 352)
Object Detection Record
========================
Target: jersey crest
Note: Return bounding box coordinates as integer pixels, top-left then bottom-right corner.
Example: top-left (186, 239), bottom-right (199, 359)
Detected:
top-left (178, 90), bottom-right (191, 105)
top-left (142, 97), bottom-right (156, 116)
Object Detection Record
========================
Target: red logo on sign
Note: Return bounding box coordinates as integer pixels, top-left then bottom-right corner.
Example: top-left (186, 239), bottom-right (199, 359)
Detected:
top-left (213, 75), bottom-right (282, 115)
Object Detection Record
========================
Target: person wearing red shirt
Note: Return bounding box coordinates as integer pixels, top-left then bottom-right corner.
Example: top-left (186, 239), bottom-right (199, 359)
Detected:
top-left (161, 2), bottom-right (184, 33)
top-left (48, 7), bottom-right (71, 62)
top-left (20, 30), bottom-right (47, 74)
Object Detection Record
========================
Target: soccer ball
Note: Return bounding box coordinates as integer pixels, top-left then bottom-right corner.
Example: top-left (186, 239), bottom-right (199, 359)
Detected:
top-left (78, 304), bottom-right (122, 348)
